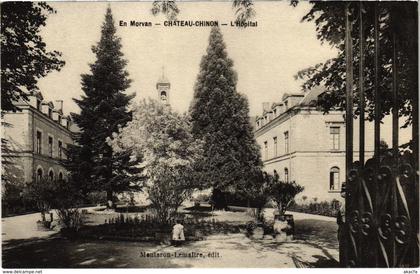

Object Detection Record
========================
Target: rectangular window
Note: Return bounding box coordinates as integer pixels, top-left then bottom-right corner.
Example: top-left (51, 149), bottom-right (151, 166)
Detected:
top-left (36, 100), bottom-right (41, 110)
top-left (48, 136), bottom-right (53, 158)
top-left (264, 141), bottom-right (268, 160)
top-left (58, 140), bottom-right (63, 159)
top-left (284, 131), bottom-right (289, 154)
top-left (273, 137), bottom-right (278, 157)
top-left (36, 131), bottom-right (42, 154)
top-left (48, 108), bottom-right (52, 118)
top-left (330, 126), bottom-right (340, 150)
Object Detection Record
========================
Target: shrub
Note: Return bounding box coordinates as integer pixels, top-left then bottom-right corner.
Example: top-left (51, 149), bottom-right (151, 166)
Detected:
top-left (270, 180), bottom-right (304, 216)
top-left (1, 181), bottom-right (36, 216)
top-left (210, 188), bottom-right (228, 210)
top-left (85, 191), bottom-right (108, 205)
top-left (289, 199), bottom-right (342, 217)
top-left (23, 178), bottom-right (84, 230)
top-left (22, 177), bottom-right (57, 221)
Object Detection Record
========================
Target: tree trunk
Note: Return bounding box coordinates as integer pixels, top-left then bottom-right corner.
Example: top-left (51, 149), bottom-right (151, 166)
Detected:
top-left (106, 190), bottom-right (114, 209)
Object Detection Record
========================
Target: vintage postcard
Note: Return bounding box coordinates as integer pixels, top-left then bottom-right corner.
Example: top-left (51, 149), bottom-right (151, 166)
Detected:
top-left (1, 0), bottom-right (418, 271)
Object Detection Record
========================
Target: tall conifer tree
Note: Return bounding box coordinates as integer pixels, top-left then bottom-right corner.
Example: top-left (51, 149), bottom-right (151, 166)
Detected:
top-left (71, 7), bottom-right (137, 206)
top-left (189, 26), bottom-right (262, 194)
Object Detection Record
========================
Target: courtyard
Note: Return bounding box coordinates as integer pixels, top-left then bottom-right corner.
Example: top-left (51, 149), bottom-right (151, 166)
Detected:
top-left (2, 207), bottom-right (339, 268)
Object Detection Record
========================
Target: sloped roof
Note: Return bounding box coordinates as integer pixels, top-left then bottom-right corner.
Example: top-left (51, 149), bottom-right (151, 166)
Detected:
top-left (282, 92), bottom-right (304, 101)
top-left (42, 101), bottom-right (54, 108)
top-left (53, 108), bottom-right (63, 115)
top-left (299, 86), bottom-right (325, 106)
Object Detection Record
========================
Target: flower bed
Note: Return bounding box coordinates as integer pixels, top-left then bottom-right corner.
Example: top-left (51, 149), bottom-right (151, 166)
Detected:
top-left (66, 213), bottom-right (245, 242)
top-left (289, 199), bottom-right (341, 217)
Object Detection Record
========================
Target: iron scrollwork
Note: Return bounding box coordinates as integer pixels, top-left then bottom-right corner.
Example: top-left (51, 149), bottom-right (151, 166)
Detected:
top-left (350, 210), bottom-right (360, 234)
top-left (395, 215), bottom-right (410, 245)
top-left (379, 213), bottom-right (392, 240)
top-left (360, 212), bottom-right (372, 236)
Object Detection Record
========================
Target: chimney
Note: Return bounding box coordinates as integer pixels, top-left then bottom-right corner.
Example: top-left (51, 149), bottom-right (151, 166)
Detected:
top-left (262, 102), bottom-right (270, 112)
top-left (55, 100), bottom-right (63, 111)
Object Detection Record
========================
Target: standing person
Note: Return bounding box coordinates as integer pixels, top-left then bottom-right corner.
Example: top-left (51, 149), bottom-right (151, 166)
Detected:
top-left (337, 182), bottom-right (347, 267)
top-left (172, 219), bottom-right (185, 246)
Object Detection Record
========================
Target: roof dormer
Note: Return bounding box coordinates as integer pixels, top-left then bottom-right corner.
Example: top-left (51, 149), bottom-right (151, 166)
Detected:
top-left (41, 101), bottom-right (54, 118)
top-left (28, 91), bottom-right (44, 110)
top-left (52, 108), bottom-right (63, 123)
top-left (282, 93), bottom-right (304, 109)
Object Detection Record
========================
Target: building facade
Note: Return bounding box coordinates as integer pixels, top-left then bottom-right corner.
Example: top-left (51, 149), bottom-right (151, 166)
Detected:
top-left (254, 89), bottom-right (374, 202)
top-left (2, 91), bottom-right (76, 184)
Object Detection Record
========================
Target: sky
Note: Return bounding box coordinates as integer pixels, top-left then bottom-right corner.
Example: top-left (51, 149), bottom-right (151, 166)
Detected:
top-left (37, 1), bottom-right (338, 117)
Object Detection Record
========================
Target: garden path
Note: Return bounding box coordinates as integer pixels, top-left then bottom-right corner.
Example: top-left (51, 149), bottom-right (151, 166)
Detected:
top-left (2, 208), bottom-right (339, 268)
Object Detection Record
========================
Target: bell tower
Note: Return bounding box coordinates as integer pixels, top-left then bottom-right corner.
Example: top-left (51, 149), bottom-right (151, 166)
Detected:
top-left (156, 67), bottom-right (170, 106)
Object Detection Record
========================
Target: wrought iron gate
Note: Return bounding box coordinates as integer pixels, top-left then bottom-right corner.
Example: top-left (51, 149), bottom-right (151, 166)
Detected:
top-left (342, 2), bottom-right (419, 267)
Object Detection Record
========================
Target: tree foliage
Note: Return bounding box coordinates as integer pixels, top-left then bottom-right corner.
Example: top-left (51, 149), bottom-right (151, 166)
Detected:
top-left (70, 7), bottom-right (137, 205)
top-left (229, 1), bottom-right (417, 131)
top-left (295, 2), bottom-right (417, 129)
top-left (23, 178), bottom-right (84, 230)
top-left (1, 2), bottom-right (64, 192)
top-left (270, 179), bottom-right (304, 216)
top-left (151, 0), bottom-right (254, 22)
top-left (110, 99), bottom-right (204, 223)
top-left (151, 0), bottom-right (179, 20)
top-left (240, 171), bottom-right (273, 222)
top-left (189, 26), bottom-right (262, 192)
top-left (1, 2), bottom-right (65, 112)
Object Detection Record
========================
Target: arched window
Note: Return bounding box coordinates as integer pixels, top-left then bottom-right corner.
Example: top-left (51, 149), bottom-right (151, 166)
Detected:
top-left (37, 168), bottom-right (43, 182)
top-left (330, 166), bottom-right (340, 191)
top-left (58, 172), bottom-right (63, 181)
top-left (160, 91), bottom-right (167, 102)
top-left (284, 168), bottom-right (289, 182)
top-left (49, 170), bottom-right (54, 181)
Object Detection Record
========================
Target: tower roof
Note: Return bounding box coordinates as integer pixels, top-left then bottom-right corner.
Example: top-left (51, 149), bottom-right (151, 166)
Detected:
top-left (157, 66), bottom-right (170, 85)
top-left (158, 74), bottom-right (170, 84)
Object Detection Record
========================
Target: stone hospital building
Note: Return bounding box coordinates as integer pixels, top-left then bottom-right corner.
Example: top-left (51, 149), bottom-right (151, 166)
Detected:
top-left (2, 91), bottom-right (76, 184)
top-left (254, 88), bottom-right (374, 202)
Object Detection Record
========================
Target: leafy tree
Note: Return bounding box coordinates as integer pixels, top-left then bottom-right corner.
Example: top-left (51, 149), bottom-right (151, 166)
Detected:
top-left (241, 171), bottom-right (273, 222)
top-left (295, 2), bottom-right (417, 130)
top-left (71, 7), bottom-right (137, 207)
top-left (270, 178), bottom-right (304, 216)
top-left (232, 0), bottom-right (255, 24)
top-left (150, 0), bottom-right (253, 23)
top-left (189, 26), bottom-right (262, 195)
top-left (22, 177), bottom-right (58, 222)
top-left (1, 2), bottom-right (64, 112)
top-left (23, 178), bottom-right (84, 230)
top-left (230, 1), bottom-right (417, 131)
top-left (110, 99), bottom-right (204, 223)
top-left (1, 2), bottom-right (64, 193)
top-left (151, 0), bottom-right (179, 20)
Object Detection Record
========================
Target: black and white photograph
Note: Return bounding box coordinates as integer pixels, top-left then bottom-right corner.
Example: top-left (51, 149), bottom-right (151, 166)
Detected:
top-left (1, 0), bottom-right (419, 270)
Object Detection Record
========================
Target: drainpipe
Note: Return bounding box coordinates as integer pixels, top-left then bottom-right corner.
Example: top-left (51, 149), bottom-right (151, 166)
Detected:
top-left (31, 109), bottom-right (35, 183)
top-left (288, 111), bottom-right (292, 182)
